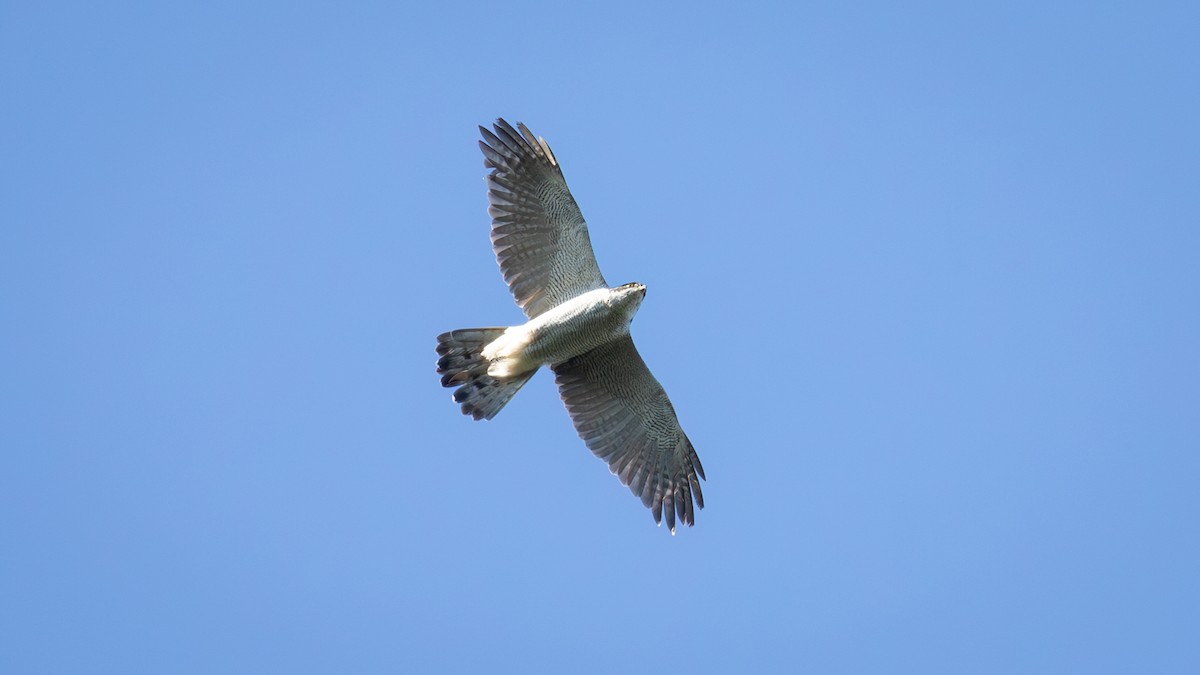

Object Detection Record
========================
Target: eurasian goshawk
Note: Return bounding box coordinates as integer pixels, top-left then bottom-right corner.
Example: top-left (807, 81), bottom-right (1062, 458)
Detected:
top-left (436, 119), bottom-right (705, 533)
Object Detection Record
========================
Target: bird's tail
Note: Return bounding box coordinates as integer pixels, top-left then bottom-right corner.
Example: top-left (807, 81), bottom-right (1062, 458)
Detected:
top-left (436, 328), bottom-right (535, 420)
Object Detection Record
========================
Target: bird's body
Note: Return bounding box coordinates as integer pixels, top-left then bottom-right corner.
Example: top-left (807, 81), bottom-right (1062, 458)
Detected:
top-left (436, 119), bottom-right (705, 533)
top-left (481, 284), bottom-right (646, 379)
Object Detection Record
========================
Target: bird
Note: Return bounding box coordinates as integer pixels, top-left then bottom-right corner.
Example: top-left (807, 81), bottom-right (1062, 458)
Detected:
top-left (435, 119), bottom-right (706, 534)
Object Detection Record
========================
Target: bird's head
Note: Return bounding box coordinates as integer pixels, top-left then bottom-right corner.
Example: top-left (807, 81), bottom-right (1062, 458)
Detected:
top-left (612, 282), bottom-right (647, 315)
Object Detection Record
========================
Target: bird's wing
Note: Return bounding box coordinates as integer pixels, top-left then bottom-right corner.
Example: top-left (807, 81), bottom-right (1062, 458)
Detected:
top-left (479, 119), bottom-right (608, 318)
top-left (552, 336), bottom-right (705, 533)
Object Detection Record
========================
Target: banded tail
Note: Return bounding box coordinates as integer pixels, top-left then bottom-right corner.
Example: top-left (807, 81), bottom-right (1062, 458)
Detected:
top-left (436, 328), bottom-right (535, 420)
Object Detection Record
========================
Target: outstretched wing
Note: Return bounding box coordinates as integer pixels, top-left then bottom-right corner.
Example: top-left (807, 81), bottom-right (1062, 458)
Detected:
top-left (479, 119), bottom-right (608, 318)
top-left (552, 336), bottom-right (705, 533)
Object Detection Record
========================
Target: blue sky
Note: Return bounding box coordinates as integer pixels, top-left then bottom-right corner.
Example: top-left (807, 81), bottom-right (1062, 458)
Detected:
top-left (2, 1), bottom-right (1198, 672)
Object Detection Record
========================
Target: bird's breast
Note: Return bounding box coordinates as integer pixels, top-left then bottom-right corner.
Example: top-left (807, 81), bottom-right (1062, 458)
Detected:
top-left (522, 288), bottom-right (638, 366)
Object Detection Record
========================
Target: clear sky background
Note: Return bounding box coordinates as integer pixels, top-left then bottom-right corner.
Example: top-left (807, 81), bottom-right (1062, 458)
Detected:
top-left (2, 2), bottom-right (1198, 673)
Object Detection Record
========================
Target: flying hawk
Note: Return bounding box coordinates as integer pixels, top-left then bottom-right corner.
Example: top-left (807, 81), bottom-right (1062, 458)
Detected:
top-left (436, 119), bottom-right (705, 533)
